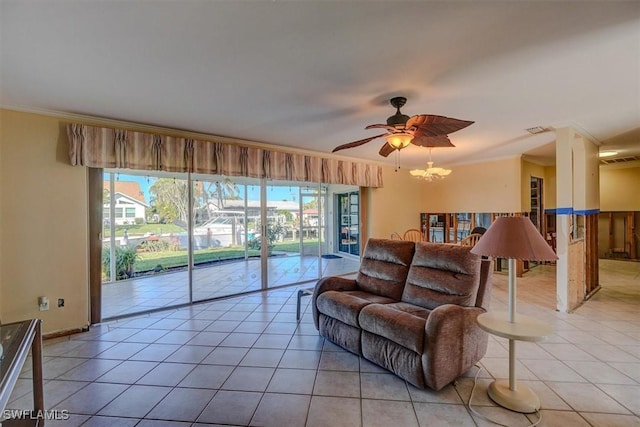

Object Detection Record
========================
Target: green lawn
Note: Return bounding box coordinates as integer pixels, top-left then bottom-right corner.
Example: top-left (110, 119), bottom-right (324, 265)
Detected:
top-left (133, 239), bottom-right (320, 273)
top-left (104, 223), bottom-right (185, 238)
top-left (136, 247), bottom-right (259, 272)
top-left (272, 239), bottom-right (319, 253)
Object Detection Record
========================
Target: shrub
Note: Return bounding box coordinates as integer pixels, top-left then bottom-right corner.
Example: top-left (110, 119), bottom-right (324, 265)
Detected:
top-left (247, 223), bottom-right (285, 255)
top-left (247, 236), bottom-right (261, 251)
top-left (102, 246), bottom-right (139, 280)
top-left (137, 238), bottom-right (170, 252)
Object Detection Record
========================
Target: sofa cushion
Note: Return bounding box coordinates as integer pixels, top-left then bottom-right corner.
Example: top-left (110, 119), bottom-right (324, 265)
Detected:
top-left (402, 242), bottom-right (481, 310)
top-left (359, 302), bottom-right (431, 353)
top-left (362, 331), bottom-right (426, 389)
top-left (319, 315), bottom-right (362, 355)
top-left (356, 239), bottom-right (416, 300)
top-left (316, 291), bottom-right (396, 327)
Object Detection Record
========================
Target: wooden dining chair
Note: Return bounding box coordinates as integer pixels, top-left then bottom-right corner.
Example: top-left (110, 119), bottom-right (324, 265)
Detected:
top-left (403, 228), bottom-right (424, 243)
top-left (390, 232), bottom-right (403, 240)
top-left (461, 233), bottom-right (483, 247)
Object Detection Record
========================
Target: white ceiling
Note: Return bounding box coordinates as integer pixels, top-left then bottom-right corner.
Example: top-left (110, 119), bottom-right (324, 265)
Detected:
top-left (1, 1), bottom-right (639, 169)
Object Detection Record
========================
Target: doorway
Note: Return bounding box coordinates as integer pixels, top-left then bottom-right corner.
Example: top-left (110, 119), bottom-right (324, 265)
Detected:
top-left (336, 190), bottom-right (360, 256)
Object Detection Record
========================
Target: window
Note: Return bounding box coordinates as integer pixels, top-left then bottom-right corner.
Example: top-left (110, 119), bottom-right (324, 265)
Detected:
top-left (115, 207), bottom-right (123, 218)
top-left (125, 208), bottom-right (136, 218)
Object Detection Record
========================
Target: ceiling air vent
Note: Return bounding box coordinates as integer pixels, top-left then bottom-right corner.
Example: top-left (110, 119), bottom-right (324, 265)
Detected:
top-left (526, 126), bottom-right (548, 135)
top-left (600, 155), bottom-right (640, 165)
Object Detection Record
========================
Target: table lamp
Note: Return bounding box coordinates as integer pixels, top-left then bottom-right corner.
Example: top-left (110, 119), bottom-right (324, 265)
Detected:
top-left (471, 216), bottom-right (558, 413)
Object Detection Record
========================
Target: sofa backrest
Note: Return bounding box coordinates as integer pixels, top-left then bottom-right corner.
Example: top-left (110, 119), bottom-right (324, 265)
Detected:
top-left (402, 242), bottom-right (482, 310)
top-left (356, 238), bottom-right (416, 300)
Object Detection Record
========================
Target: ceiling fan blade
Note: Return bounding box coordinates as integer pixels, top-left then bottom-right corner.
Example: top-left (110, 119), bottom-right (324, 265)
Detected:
top-left (410, 135), bottom-right (455, 148)
top-left (407, 115), bottom-right (474, 137)
top-left (378, 142), bottom-right (396, 157)
top-left (332, 133), bottom-right (388, 153)
top-left (365, 123), bottom-right (398, 132)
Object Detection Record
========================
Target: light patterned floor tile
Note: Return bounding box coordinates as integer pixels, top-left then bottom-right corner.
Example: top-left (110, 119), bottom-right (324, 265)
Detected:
top-left (547, 382), bottom-right (632, 414)
top-left (413, 402), bottom-right (477, 427)
top-left (249, 393), bottom-right (310, 427)
top-left (362, 399), bottom-right (419, 427)
top-left (197, 390), bottom-right (262, 425)
top-left (306, 396), bottom-right (361, 427)
top-left (580, 412), bottom-right (640, 427)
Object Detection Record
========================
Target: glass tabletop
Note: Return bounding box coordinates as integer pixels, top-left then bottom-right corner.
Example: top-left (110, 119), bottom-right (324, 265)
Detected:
top-left (0, 319), bottom-right (43, 424)
top-left (0, 322), bottom-right (30, 384)
top-left (0, 321), bottom-right (30, 402)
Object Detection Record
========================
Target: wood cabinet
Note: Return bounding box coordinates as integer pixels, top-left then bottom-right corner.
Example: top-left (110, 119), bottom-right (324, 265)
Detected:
top-left (530, 177), bottom-right (543, 233)
top-left (419, 212), bottom-right (483, 244)
top-left (420, 213), bottom-right (450, 243)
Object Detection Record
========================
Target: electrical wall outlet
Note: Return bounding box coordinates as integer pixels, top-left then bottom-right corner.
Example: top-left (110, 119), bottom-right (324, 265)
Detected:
top-left (58, 298), bottom-right (65, 308)
top-left (38, 296), bottom-right (49, 311)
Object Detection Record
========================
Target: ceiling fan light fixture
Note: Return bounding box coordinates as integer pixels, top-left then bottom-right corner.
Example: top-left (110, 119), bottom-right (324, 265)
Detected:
top-left (330, 97), bottom-right (472, 157)
top-left (385, 132), bottom-right (412, 149)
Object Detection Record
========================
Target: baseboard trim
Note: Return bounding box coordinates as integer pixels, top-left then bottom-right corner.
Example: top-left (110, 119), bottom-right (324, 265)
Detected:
top-left (44, 326), bottom-right (90, 340)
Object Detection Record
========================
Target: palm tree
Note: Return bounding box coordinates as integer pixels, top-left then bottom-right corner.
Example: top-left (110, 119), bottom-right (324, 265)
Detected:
top-left (207, 178), bottom-right (240, 211)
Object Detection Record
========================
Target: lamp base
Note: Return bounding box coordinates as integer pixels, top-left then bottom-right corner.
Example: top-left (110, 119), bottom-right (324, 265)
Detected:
top-left (487, 380), bottom-right (540, 413)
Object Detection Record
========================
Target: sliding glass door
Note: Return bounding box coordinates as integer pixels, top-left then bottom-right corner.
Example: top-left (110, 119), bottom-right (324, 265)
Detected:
top-left (100, 172), bottom-right (359, 320)
top-left (191, 175), bottom-right (263, 301)
top-left (101, 171), bottom-right (190, 318)
top-left (264, 182), bottom-right (325, 288)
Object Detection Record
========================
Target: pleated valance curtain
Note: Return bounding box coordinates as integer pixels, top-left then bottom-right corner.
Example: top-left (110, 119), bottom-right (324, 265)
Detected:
top-left (68, 123), bottom-right (383, 187)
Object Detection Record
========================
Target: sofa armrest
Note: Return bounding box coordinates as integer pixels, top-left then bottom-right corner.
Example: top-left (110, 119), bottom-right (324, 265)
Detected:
top-left (312, 276), bottom-right (358, 329)
top-left (422, 304), bottom-right (488, 390)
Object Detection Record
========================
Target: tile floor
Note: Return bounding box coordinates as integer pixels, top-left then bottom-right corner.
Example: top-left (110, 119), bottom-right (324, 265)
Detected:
top-left (103, 254), bottom-right (361, 319)
top-left (6, 259), bottom-right (640, 426)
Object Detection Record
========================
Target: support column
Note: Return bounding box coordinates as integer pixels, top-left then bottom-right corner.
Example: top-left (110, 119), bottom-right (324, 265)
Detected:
top-left (555, 127), bottom-right (600, 312)
top-left (555, 128), bottom-right (573, 312)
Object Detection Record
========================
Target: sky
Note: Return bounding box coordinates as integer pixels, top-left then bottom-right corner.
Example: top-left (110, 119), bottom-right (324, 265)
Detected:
top-left (104, 171), bottom-right (300, 203)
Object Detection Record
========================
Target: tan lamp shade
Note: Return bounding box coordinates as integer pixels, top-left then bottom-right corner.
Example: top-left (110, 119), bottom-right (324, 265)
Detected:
top-left (470, 216), bottom-right (558, 261)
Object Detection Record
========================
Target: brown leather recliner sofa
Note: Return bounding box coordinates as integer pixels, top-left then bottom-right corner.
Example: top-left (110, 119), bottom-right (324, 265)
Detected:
top-left (312, 238), bottom-right (493, 390)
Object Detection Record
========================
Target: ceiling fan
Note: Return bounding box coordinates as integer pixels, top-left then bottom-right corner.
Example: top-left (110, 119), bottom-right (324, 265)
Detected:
top-left (332, 97), bottom-right (474, 157)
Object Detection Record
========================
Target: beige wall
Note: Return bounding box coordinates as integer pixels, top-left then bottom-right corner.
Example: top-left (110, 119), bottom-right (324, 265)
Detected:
top-left (366, 156), bottom-right (524, 239)
top-left (366, 164), bottom-right (427, 239)
top-left (1, 109), bottom-right (89, 333)
top-left (418, 157), bottom-right (522, 213)
top-left (573, 135), bottom-right (600, 212)
top-left (544, 166), bottom-right (557, 210)
top-left (600, 165), bottom-right (640, 211)
top-left (556, 128), bottom-right (573, 210)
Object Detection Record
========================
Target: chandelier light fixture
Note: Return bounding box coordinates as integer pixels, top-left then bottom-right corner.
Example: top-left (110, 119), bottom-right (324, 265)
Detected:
top-left (410, 148), bottom-right (452, 181)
